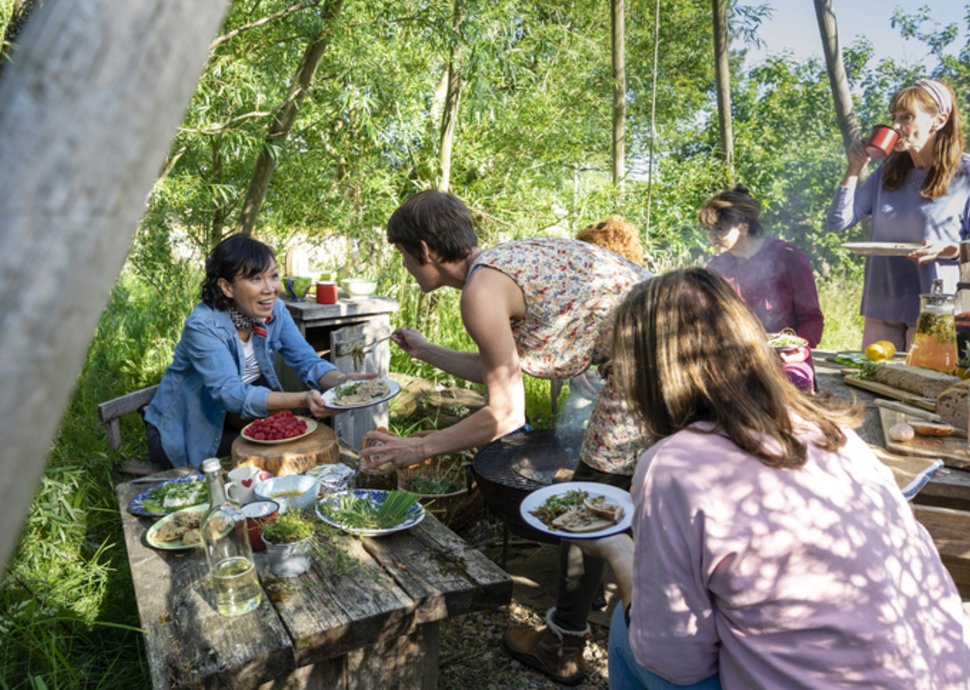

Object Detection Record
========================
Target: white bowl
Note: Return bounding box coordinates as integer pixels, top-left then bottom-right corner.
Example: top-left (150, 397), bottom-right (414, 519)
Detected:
top-left (253, 475), bottom-right (319, 514)
top-left (341, 279), bottom-right (377, 297)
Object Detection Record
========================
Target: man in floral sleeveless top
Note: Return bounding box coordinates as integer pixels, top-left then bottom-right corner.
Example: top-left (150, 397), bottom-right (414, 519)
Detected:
top-left (358, 190), bottom-right (652, 684)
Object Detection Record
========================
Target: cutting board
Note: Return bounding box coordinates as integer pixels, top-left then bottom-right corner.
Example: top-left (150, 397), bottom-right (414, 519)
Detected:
top-left (878, 407), bottom-right (970, 469)
top-left (844, 374), bottom-right (937, 411)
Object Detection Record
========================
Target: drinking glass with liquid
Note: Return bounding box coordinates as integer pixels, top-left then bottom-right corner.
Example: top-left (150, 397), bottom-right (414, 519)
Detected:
top-left (201, 458), bottom-right (261, 617)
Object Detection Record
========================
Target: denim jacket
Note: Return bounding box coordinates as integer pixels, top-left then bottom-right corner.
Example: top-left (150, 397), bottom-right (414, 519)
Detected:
top-left (144, 300), bottom-right (335, 468)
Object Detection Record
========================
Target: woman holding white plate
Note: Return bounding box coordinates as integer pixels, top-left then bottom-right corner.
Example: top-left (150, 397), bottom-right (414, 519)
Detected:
top-left (145, 234), bottom-right (370, 469)
top-left (573, 268), bottom-right (970, 689)
top-left (828, 78), bottom-right (970, 350)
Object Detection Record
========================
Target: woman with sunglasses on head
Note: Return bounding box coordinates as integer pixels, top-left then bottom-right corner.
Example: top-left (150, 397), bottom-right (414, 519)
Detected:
top-left (698, 184), bottom-right (824, 349)
top-left (828, 78), bottom-right (970, 351)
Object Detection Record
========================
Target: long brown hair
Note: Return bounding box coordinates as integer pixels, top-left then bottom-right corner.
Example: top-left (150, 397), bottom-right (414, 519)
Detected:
top-left (611, 268), bottom-right (861, 468)
top-left (883, 80), bottom-right (964, 199)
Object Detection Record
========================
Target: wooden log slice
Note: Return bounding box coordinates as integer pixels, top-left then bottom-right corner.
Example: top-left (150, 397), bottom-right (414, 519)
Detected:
top-left (232, 423), bottom-right (339, 476)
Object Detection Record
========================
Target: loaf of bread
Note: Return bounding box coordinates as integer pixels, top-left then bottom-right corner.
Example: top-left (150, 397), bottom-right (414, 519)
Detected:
top-left (870, 364), bottom-right (960, 399)
top-left (935, 379), bottom-right (969, 430)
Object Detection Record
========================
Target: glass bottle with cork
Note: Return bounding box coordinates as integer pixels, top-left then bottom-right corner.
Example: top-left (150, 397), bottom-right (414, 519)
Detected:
top-left (200, 458), bottom-right (262, 617)
top-left (906, 279), bottom-right (958, 374)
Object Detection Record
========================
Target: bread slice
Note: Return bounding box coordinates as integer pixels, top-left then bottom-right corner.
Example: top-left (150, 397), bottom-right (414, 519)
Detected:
top-left (935, 379), bottom-right (969, 430)
top-left (871, 364), bottom-right (960, 399)
top-left (909, 421), bottom-right (957, 437)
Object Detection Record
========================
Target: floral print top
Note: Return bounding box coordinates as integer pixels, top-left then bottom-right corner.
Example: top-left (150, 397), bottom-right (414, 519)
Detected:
top-left (471, 238), bottom-right (650, 379)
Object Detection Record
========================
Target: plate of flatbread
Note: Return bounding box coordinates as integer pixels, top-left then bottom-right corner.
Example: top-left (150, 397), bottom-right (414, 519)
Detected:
top-left (520, 482), bottom-right (633, 540)
top-left (842, 242), bottom-right (923, 257)
top-left (145, 504), bottom-right (209, 551)
top-left (322, 378), bottom-right (401, 409)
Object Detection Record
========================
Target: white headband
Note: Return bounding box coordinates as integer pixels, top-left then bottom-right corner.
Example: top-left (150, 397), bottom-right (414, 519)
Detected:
top-left (915, 79), bottom-right (953, 116)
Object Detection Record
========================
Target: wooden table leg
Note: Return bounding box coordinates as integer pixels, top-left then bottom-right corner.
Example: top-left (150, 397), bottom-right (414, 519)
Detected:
top-left (258, 621), bottom-right (440, 690)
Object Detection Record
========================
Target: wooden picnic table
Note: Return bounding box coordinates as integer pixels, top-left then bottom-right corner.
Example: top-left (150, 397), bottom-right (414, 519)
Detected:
top-left (814, 352), bottom-right (970, 597)
top-left (117, 470), bottom-right (512, 690)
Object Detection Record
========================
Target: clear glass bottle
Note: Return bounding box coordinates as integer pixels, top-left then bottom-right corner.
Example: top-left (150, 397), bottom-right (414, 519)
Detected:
top-left (907, 279), bottom-right (958, 374)
top-left (200, 458), bottom-right (261, 617)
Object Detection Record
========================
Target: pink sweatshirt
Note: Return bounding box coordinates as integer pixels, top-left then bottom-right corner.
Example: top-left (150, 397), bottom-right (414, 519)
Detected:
top-left (629, 423), bottom-right (970, 689)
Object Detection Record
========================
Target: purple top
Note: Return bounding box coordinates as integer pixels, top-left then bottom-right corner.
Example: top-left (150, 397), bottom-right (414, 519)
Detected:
top-left (827, 155), bottom-right (970, 324)
top-left (706, 237), bottom-right (824, 347)
top-left (629, 422), bottom-right (970, 688)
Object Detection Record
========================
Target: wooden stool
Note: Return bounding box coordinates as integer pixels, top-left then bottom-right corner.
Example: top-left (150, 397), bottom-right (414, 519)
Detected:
top-left (231, 423), bottom-right (339, 476)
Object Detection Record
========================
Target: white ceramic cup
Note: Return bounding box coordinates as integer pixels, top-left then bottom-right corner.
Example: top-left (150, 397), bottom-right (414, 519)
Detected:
top-left (226, 466), bottom-right (272, 504)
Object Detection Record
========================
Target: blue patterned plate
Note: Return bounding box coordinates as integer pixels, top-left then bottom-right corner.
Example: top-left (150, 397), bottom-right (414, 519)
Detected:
top-left (128, 474), bottom-right (207, 518)
top-left (315, 489), bottom-right (425, 537)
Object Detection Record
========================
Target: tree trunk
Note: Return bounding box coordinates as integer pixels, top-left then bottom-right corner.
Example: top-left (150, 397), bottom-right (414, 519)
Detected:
top-left (814, 0), bottom-right (861, 153)
top-left (437, 0), bottom-right (464, 193)
top-left (0, 0), bottom-right (229, 571)
top-left (644, 0), bottom-right (660, 235)
top-left (712, 0), bottom-right (734, 179)
top-left (611, 0), bottom-right (625, 193)
top-left (236, 0), bottom-right (344, 234)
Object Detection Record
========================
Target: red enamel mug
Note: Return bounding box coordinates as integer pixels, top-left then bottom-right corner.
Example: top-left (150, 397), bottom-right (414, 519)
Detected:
top-left (865, 124), bottom-right (900, 158)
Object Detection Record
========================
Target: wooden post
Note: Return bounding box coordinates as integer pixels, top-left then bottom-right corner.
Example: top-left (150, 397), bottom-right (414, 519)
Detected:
top-left (0, 0), bottom-right (230, 570)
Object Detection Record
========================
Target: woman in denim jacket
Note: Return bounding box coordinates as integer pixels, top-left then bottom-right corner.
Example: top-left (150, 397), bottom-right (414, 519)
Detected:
top-left (145, 235), bottom-right (358, 468)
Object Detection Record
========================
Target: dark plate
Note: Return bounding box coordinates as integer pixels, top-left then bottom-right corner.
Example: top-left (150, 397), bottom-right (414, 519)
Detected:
top-left (128, 474), bottom-right (206, 518)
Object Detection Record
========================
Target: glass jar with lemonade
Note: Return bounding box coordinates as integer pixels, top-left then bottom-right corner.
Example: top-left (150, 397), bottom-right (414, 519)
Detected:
top-left (906, 280), bottom-right (958, 374)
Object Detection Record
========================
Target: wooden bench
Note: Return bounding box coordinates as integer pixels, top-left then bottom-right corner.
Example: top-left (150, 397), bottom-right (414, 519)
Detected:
top-left (97, 384), bottom-right (160, 474)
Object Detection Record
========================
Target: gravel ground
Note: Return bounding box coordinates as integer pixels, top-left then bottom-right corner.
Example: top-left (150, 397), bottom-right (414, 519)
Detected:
top-left (436, 517), bottom-right (612, 690)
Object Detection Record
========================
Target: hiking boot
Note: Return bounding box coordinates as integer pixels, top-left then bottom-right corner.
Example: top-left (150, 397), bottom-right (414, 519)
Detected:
top-left (503, 609), bottom-right (589, 686)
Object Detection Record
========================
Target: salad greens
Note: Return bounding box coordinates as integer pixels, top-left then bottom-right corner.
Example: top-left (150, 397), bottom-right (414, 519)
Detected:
top-left (318, 490), bottom-right (419, 530)
top-left (141, 477), bottom-right (207, 515)
top-left (529, 489), bottom-right (588, 526)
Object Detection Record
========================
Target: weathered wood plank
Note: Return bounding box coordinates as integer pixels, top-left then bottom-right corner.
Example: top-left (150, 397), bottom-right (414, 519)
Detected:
top-left (116, 476), bottom-right (296, 690)
top-left (97, 385), bottom-right (159, 424)
top-left (360, 516), bottom-right (512, 625)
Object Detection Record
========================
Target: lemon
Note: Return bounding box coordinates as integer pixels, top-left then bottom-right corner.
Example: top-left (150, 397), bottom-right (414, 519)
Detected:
top-left (875, 340), bottom-right (897, 358)
top-left (865, 342), bottom-right (894, 362)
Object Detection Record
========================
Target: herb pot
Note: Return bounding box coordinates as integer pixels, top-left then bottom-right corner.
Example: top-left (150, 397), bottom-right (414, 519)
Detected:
top-left (261, 534), bottom-right (312, 577)
top-left (397, 451), bottom-right (482, 531)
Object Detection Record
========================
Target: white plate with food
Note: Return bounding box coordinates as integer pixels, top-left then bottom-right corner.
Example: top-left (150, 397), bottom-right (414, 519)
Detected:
top-left (322, 378), bottom-right (401, 409)
top-left (842, 242), bottom-right (923, 257)
top-left (145, 504), bottom-right (209, 550)
top-left (128, 474), bottom-right (208, 517)
top-left (520, 482), bottom-right (633, 540)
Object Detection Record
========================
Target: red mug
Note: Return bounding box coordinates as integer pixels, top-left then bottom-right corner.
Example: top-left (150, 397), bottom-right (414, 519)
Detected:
top-left (240, 500), bottom-right (279, 552)
top-left (316, 281), bottom-right (338, 304)
top-left (865, 124), bottom-right (900, 158)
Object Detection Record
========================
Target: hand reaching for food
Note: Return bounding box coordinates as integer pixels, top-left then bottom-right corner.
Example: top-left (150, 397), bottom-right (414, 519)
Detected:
top-left (391, 328), bottom-right (428, 359)
top-left (359, 428), bottom-right (428, 471)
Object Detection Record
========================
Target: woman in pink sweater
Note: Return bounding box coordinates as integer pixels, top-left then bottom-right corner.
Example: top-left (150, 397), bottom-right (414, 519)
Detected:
top-left (576, 268), bottom-right (969, 689)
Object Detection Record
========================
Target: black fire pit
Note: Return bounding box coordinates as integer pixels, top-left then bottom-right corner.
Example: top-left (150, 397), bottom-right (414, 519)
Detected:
top-left (471, 428), bottom-right (581, 550)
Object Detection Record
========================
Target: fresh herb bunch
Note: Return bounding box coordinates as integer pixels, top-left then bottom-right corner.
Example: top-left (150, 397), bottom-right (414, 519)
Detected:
top-left (405, 455), bottom-right (467, 495)
top-left (261, 510), bottom-right (314, 544)
top-left (529, 489), bottom-right (588, 526)
top-left (319, 490), bottom-right (419, 530)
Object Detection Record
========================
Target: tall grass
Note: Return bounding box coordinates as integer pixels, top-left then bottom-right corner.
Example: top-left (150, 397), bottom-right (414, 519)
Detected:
top-left (1, 265), bottom-right (862, 688)
top-left (816, 271), bottom-right (865, 352)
